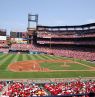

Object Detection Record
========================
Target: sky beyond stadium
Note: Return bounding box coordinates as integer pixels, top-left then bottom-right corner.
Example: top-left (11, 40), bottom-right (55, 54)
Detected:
top-left (0, 0), bottom-right (95, 34)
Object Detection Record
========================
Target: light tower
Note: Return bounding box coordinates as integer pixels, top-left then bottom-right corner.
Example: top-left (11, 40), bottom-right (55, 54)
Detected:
top-left (27, 13), bottom-right (38, 44)
top-left (28, 14), bottom-right (38, 29)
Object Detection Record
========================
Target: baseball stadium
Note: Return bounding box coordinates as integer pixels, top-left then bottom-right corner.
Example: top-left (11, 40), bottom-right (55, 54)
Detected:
top-left (0, 13), bottom-right (95, 96)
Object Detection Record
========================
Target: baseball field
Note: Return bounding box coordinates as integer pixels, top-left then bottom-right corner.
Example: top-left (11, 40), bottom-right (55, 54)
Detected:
top-left (0, 53), bottom-right (95, 78)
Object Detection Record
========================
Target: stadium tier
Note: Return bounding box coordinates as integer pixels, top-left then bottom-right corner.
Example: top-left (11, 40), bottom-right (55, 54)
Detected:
top-left (36, 23), bottom-right (95, 45)
top-left (27, 23), bottom-right (95, 61)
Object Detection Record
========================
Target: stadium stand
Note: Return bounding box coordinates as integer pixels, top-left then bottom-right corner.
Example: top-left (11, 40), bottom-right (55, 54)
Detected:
top-left (8, 23), bottom-right (95, 60)
top-left (27, 23), bottom-right (95, 61)
top-left (1, 79), bottom-right (95, 97)
top-left (10, 44), bottom-right (32, 51)
top-left (0, 29), bottom-right (9, 53)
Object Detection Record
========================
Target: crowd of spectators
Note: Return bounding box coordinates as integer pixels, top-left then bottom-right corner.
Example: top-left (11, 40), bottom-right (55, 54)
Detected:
top-left (3, 41), bottom-right (95, 61)
top-left (51, 47), bottom-right (95, 61)
top-left (0, 40), bottom-right (9, 53)
top-left (34, 31), bottom-right (95, 61)
top-left (0, 48), bottom-right (9, 53)
top-left (1, 81), bottom-right (48, 97)
top-left (10, 44), bottom-right (32, 51)
top-left (44, 79), bottom-right (95, 96)
top-left (37, 33), bottom-right (95, 38)
top-left (0, 33), bottom-right (94, 61)
top-left (37, 40), bottom-right (95, 45)
top-left (29, 45), bottom-right (95, 61)
top-left (0, 79), bottom-right (95, 97)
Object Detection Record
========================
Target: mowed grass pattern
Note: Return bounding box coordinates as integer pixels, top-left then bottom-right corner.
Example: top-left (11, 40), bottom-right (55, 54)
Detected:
top-left (0, 53), bottom-right (95, 78)
top-left (40, 62), bottom-right (89, 70)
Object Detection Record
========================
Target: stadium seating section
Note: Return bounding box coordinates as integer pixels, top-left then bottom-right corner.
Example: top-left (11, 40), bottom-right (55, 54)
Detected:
top-left (0, 79), bottom-right (95, 97)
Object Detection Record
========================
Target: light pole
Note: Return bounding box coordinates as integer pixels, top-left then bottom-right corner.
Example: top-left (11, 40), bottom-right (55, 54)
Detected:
top-left (49, 34), bottom-right (52, 54)
top-left (50, 37), bottom-right (51, 49)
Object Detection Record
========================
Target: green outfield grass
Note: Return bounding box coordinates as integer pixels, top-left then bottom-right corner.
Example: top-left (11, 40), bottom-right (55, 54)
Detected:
top-left (40, 62), bottom-right (89, 70)
top-left (0, 53), bottom-right (95, 78)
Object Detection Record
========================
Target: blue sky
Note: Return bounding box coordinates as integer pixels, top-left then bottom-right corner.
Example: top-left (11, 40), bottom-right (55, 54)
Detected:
top-left (0, 0), bottom-right (95, 34)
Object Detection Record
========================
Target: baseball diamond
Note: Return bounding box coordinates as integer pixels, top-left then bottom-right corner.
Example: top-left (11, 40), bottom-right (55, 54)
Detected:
top-left (0, 53), bottom-right (95, 78)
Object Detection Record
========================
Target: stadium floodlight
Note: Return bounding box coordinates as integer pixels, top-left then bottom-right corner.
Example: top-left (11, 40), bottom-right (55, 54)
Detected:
top-left (28, 13), bottom-right (38, 29)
